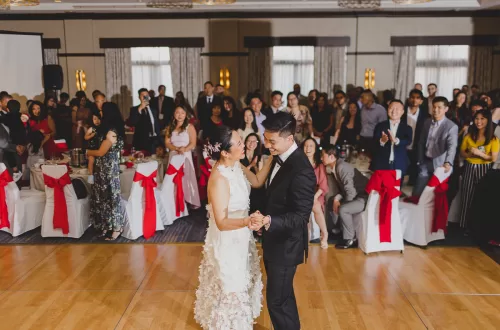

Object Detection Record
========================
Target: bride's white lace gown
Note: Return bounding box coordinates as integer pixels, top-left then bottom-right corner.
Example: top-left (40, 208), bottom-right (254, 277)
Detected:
top-left (194, 163), bottom-right (263, 330)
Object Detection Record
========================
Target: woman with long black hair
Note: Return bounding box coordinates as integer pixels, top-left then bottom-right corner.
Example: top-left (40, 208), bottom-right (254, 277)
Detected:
top-left (459, 109), bottom-right (499, 230)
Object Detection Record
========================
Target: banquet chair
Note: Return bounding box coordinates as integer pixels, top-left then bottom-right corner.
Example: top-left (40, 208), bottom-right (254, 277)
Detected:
top-left (123, 161), bottom-right (165, 240)
top-left (358, 170), bottom-right (404, 254)
top-left (158, 153), bottom-right (189, 226)
top-left (400, 166), bottom-right (452, 247)
top-left (0, 163), bottom-right (46, 237)
top-left (41, 165), bottom-right (90, 238)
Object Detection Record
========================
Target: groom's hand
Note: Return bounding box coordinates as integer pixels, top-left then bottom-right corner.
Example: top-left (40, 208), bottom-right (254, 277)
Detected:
top-left (249, 212), bottom-right (264, 231)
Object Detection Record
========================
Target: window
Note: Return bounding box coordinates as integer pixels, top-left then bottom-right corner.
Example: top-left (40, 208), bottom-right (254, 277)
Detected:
top-left (415, 45), bottom-right (469, 100)
top-left (272, 46), bottom-right (314, 96)
top-left (131, 47), bottom-right (173, 105)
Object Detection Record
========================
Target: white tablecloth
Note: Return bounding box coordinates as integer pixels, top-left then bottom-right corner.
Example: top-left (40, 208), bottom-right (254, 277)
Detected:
top-left (30, 161), bottom-right (165, 198)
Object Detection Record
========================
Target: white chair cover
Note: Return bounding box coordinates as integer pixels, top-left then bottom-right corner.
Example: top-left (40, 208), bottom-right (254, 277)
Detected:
top-left (41, 165), bottom-right (90, 238)
top-left (123, 161), bottom-right (165, 240)
top-left (358, 170), bottom-right (404, 254)
top-left (0, 163), bottom-right (46, 237)
top-left (400, 166), bottom-right (452, 246)
top-left (158, 153), bottom-right (189, 226)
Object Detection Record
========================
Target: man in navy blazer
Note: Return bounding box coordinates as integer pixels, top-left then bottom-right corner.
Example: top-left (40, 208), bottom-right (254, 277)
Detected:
top-left (372, 99), bottom-right (412, 178)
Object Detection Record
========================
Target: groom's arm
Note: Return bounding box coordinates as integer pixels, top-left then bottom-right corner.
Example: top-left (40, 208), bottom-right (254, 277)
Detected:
top-left (266, 168), bottom-right (316, 234)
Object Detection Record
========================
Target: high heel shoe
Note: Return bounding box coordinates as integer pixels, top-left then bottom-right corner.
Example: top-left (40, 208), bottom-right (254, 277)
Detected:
top-left (105, 230), bottom-right (123, 241)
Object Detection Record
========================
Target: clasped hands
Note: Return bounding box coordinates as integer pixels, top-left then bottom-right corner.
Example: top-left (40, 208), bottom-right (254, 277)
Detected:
top-left (247, 211), bottom-right (269, 231)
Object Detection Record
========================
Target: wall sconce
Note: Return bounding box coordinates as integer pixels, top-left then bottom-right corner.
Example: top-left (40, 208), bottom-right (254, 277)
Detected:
top-left (364, 68), bottom-right (375, 89)
top-left (75, 69), bottom-right (87, 91)
top-left (219, 68), bottom-right (230, 89)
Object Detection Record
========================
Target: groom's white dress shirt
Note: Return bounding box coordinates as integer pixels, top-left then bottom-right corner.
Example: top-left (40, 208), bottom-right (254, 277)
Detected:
top-left (269, 142), bottom-right (298, 184)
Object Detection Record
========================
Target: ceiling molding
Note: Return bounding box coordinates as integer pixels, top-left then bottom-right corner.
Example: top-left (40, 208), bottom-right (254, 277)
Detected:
top-left (0, 10), bottom-right (500, 20)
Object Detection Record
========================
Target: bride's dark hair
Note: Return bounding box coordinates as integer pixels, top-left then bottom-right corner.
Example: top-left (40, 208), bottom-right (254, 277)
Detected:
top-left (205, 125), bottom-right (233, 161)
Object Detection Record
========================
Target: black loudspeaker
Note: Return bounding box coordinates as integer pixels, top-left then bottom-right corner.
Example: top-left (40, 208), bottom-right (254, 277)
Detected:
top-left (43, 65), bottom-right (64, 90)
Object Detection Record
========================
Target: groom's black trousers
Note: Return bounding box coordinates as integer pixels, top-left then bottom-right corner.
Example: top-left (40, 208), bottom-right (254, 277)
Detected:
top-left (264, 260), bottom-right (300, 330)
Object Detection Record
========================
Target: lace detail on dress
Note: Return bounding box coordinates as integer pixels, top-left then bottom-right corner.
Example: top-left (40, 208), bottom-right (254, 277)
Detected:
top-left (195, 160), bottom-right (263, 330)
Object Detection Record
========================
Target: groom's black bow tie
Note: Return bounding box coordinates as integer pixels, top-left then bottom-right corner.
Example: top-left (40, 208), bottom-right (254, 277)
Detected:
top-left (273, 155), bottom-right (284, 166)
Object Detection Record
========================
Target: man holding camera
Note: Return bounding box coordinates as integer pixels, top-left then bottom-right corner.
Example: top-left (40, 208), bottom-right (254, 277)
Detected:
top-left (129, 88), bottom-right (161, 153)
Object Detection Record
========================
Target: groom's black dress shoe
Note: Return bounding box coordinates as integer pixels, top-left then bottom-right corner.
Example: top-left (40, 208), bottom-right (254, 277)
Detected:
top-left (335, 239), bottom-right (358, 249)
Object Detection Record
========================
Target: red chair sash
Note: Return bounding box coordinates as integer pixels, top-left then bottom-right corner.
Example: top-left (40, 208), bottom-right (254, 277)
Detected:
top-left (43, 172), bottom-right (71, 234)
top-left (166, 164), bottom-right (185, 217)
top-left (199, 157), bottom-right (212, 187)
top-left (365, 170), bottom-right (401, 243)
top-left (427, 175), bottom-right (449, 234)
top-left (0, 170), bottom-right (14, 229)
top-left (133, 170), bottom-right (158, 239)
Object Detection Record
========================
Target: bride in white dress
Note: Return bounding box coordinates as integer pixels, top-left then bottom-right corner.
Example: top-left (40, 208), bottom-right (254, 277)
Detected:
top-left (195, 126), bottom-right (272, 330)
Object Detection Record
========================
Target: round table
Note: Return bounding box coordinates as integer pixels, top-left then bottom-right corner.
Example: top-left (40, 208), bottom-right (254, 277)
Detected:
top-left (30, 160), bottom-right (165, 198)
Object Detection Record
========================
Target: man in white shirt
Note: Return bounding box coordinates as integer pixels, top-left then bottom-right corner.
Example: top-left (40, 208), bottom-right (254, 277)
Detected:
top-left (412, 96), bottom-right (458, 196)
top-left (404, 89), bottom-right (429, 185)
top-left (248, 112), bottom-right (316, 330)
top-left (129, 88), bottom-right (160, 153)
top-left (196, 81), bottom-right (222, 132)
top-left (372, 100), bottom-right (413, 179)
top-left (262, 90), bottom-right (284, 118)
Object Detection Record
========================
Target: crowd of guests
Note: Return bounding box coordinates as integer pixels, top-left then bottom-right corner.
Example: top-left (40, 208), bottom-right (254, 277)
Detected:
top-left (1, 80), bottom-right (499, 245)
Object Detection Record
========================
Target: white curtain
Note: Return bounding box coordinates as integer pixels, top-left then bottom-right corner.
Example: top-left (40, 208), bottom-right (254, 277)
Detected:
top-left (414, 45), bottom-right (469, 100)
top-left (393, 46), bottom-right (416, 100)
top-left (43, 48), bottom-right (58, 65)
top-left (104, 48), bottom-right (133, 119)
top-left (131, 47), bottom-right (173, 105)
top-left (169, 47), bottom-right (202, 107)
top-left (272, 46), bottom-right (313, 96)
top-left (248, 47), bottom-right (272, 101)
top-left (314, 46), bottom-right (347, 99)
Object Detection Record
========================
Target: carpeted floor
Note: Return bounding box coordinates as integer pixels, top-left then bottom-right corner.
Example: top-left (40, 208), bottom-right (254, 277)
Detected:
top-left (0, 208), bottom-right (209, 244)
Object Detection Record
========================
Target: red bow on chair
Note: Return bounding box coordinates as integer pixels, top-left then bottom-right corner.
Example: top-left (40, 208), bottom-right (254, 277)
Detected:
top-left (133, 170), bottom-right (158, 239)
top-left (199, 157), bottom-right (212, 187)
top-left (0, 170), bottom-right (13, 229)
top-left (166, 164), bottom-right (185, 217)
top-left (365, 170), bottom-right (401, 243)
top-left (43, 173), bottom-right (71, 234)
top-left (427, 175), bottom-right (449, 234)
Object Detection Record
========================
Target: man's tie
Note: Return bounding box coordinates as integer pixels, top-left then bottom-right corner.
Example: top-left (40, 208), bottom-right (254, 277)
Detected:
top-left (273, 155), bottom-right (284, 166)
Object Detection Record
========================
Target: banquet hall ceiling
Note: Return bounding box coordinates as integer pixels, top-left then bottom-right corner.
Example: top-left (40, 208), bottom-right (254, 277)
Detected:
top-left (2, 0), bottom-right (499, 14)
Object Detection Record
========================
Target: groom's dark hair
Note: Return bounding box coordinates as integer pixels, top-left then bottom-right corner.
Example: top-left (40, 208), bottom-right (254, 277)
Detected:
top-left (261, 112), bottom-right (296, 138)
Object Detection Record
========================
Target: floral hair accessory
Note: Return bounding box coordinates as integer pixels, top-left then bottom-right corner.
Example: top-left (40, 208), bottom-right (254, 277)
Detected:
top-left (203, 142), bottom-right (221, 156)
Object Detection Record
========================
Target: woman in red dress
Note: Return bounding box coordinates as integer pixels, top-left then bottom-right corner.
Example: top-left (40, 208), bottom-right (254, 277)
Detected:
top-left (28, 101), bottom-right (60, 160)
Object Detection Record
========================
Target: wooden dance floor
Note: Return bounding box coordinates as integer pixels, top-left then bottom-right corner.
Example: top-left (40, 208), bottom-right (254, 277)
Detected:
top-left (0, 244), bottom-right (499, 329)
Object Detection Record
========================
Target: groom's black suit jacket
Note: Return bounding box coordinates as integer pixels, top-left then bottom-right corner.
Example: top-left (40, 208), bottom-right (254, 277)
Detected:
top-left (262, 148), bottom-right (316, 266)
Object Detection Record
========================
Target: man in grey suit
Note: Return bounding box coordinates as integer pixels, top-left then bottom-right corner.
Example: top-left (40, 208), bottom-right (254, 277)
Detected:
top-left (412, 96), bottom-right (458, 197)
top-left (321, 145), bottom-right (369, 249)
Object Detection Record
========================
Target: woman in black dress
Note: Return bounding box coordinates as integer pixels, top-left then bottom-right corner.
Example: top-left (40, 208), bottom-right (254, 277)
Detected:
top-left (222, 96), bottom-right (241, 130)
top-left (332, 101), bottom-right (361, 147)
top-left (239, 133), bottom-right (264, 213)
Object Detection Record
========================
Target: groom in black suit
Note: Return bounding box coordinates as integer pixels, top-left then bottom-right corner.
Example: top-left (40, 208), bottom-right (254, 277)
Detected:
top-left (250, 112), bottom-right (316, 330)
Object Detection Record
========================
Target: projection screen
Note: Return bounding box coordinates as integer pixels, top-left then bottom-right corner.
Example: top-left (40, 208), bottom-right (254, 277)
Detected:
top-left (0, 31), bottom-right (44, 102)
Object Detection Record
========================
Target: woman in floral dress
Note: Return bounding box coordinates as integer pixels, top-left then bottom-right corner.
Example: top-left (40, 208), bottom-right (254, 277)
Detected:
top-left (87, 128), bottom-right (125, 240)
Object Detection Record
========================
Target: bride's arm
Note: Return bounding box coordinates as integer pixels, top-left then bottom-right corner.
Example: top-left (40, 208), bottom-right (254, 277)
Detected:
top-left (240, 156), bottom-right (273, 188)
top-left (209, 172), bottom-right (251, 231)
